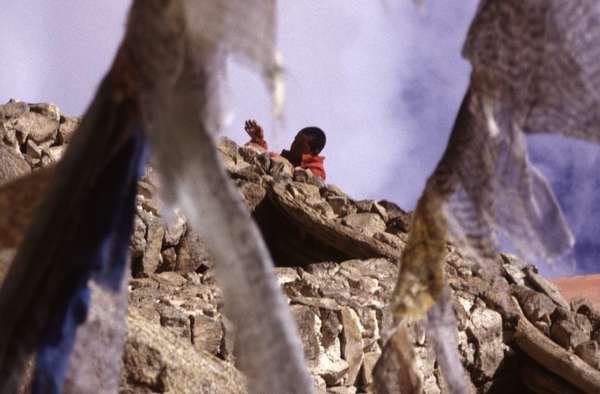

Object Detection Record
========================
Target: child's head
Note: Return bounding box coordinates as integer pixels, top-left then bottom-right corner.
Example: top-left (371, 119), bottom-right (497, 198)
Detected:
top-left (291, 127), bottom-right (326, 156)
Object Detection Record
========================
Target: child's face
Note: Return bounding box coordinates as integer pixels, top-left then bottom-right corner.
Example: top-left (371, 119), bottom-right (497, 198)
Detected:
top-left (290, 132), bottom-right (312, 156)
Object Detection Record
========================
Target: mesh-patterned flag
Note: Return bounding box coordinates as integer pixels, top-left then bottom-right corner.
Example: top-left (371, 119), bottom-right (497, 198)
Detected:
top-left (392, 0), bottom-right (600, 327)
top-left (387, 2), bottom-right (600, 391)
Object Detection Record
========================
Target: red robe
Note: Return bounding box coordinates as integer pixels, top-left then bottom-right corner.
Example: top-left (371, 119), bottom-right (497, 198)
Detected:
top-left (247, 138), bottom-right (326, 180)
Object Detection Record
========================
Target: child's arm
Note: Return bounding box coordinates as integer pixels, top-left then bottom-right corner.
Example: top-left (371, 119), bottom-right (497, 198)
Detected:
top-left (244, 119), bottom-right (268, 150)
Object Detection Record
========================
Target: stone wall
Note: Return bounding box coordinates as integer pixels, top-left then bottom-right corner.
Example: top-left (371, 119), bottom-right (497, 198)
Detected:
top-left (1, 100), bottom-right (600, 393)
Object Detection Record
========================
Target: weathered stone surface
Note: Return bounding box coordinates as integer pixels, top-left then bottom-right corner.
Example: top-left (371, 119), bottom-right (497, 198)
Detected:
top-left (58, 115), bottom-right (80, 143)
top-left (139, 221), bottom-right (164, 275)
top-left (176, 228), bottom-right (212, 273)
top-left (3, 111), bottom-right (600, 394)
top-left (0, 100), bottom-right (28, 119)
top-left (270, 155), bottom-right (294, 181)
top-left (514, 285), bottom-right (556, 325)
top-left (0, 144), bottom-right (30, 184)
top-left (10, 110), bottom-right (58, 144)
top-left (239, 181), bottom-right (266, 210)
top-left (551, 319), bottom-right (590, 350)
top-left (575, 340), bottom-right (600, 369)
top-left (121, 309), bottom-right (246, 393)
top-left (326, 195), bottom-right (352, 217)
top-left (340, 307), bottom-right (363, 386)
top-left (191, 314), bottom-right (223, 355)
top-left (130, 214), bottom-right (147, 259)
top-left (161, 247), bottom-right (177, 271)
top-left (343, 213), bottom-right (386, 237)
top-left (292, 305), bottom-right (323, 363)
top-left (525, 266), bottom-right (570, 309)
top-left (467, 307), bottom-right (505, 381)
top-left (164, 212), bottom-right (187, 246)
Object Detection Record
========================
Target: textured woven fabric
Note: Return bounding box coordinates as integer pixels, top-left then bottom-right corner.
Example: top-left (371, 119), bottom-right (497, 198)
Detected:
top-left (392, 0), bottom-right (600, 320)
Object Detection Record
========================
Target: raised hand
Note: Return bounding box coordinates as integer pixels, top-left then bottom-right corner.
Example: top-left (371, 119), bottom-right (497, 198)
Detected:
top-left (244, 119), bottom-right (264, 141)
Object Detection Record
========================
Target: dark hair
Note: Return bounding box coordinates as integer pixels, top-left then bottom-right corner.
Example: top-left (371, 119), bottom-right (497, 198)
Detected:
top-left (299, 127), bottom-right (326, 154)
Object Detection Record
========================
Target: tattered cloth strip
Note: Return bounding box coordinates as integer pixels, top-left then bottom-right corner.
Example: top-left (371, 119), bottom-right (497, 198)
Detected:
top-left (389, 1), bottom-right (600, 392)
top-left (1, 1), bottom-right (313, 393)
top-left (0, 81), bottom-right (146, 394)
top-left (182, 0), bottom-right (284, 118)
top-left (392, 0), bottom-right (600, 324)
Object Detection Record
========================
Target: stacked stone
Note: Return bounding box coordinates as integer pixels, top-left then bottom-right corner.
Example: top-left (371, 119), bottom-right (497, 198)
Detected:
top-left (2, 100), bottom-right (600, 393)
top-left (0, 100), bottom-right (78, 181)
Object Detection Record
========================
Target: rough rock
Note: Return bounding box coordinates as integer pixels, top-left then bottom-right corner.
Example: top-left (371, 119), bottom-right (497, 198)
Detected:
top-left (2, 102), bottom-right (600, 393)
top-left (551, 319), bottom-right (589, 350)
top-left (340, 307), bottom-right (364, 386)
top-left (0, 144), bottom-right (30, 184)
top-left (342, 213), bottom-right (386, 237)
top-left (121, 309), bottom-right (245, 393)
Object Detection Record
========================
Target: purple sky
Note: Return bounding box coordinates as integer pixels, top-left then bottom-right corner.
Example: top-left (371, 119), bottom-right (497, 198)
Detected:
top-left (2, 1), bottom-right (599, 276)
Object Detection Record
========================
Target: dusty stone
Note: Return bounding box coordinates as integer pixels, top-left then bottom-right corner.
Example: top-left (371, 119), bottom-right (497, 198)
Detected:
top-left (138, 194), bottom-right (160, 217)
top-left (326, 195), bottom-right (351, 217)
top-left (378, 200), bottom-right (411, 222)
top-left (239, 181), bottom-right (266, 210)
top-left (501, 254), bottom-right (528, 286)
top-left (176, 229), bottom-right (212, 273)
top-left (294, 167), bottom-right (311, 183)
top-left (525, 266), bottom-right (570, 309)
top-left (0, 144), bottom-right (30, 184)
top-left (29, 102), bottom-right (60, 121)
top-left (230, 161), bottom-right (262, 182)
top-left (551, 319), bottom-right (590, 349)
top-left (310, 199), bottom-right (336, 219)
top-left (25, 139), bottom-right (42, 159)
top-left (0, 100), bottom-right (28, 119)
top-left (342, 213), bottom-right (386, 237)
top-left (154, 271), bottom-right (187, 288)
top-left (340, 307), bottom-right (364, 386)
top-left (373, 232), bottom-right (405, 249)
top-left (503, 265), bottom-right (526, 286)
top-left (161, 248), bottom-right (177, 271)
top-left (291, 305), bottom-right (323, 362)
top-left (191, 314), bottom-right (223, 356)
top-left (571, 297), bottom-right (600, 328)
top-left (140, 221), bottom-right (164, 275)
top-left (575, 340), bottom-right (600, 369)
top-left (354, 200), bottom-right (374, 213)
top-left (238, 143), bottom-right (264, 161)
top-left (370, 202), bottom-right (389, 222)
top-left (327, 386), bottom-right (356, 394)
top-left (58, 115), bottom-right (80, 143)
top-left (467, 307), bottom-right (504, 381)
top-left (217, 137), bottom-right (240, 162)
top-left (316, 356), bottom-right (349, 386)
top-left (270, 155), bottom-right (293, 181)
top-left (320, 309), bottom-right (342, 351)
top-left (11, 110), bottom-right (58, 144)
top-left (156, 303), bottom-right (191, 340)
top-left (130, 215), bottom-right (147, 259)
top-left (121, 309), bottom-right (245, 393)
top-left (164, 212), bottom-right (187, 246)
top-left (575, 313), bottom-right (593, 337)
top-left (362, 350), bottom-right (381, 387)
top-left (46, 145), bottom-right (65, 163)
top-left (414, 346), bottom-right (440, 394)
top-left (275, 267), bottom-right (300, 286)
top-left (293, 182), bottom-right (321, 201)
top-left (514, 286), bottom-right (556, 324)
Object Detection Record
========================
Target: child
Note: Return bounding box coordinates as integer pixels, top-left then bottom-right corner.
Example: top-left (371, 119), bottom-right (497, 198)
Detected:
top-left (244, 119), bottom-right (327, 180)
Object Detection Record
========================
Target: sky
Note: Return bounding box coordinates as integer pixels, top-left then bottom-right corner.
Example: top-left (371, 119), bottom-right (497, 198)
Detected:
top-left (1, 1), bottom-right (599, 276)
